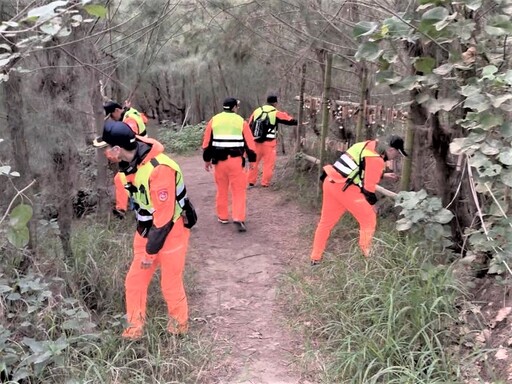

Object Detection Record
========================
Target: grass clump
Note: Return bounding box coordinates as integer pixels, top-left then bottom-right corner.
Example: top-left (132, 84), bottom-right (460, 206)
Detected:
top-left (283, 233), bottom-right (464, 383)
top-left (158, 123), bottom-right (205, 155)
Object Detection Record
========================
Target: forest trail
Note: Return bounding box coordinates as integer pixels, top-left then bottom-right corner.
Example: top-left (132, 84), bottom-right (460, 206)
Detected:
top-left (179, 154), bottom-right (317, 384)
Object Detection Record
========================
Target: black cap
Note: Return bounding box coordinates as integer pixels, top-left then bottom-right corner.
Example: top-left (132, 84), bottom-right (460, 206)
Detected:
top-left (93, 121), bottom-right (137, 150)
top-left (223, 97), bottom-right (239, 110)
top-left (389, 135), bottom-right (408, 156)
top-left (103, 101), bottom-right (123, 116)
top-left (267, 94), bottom-right (278, 104)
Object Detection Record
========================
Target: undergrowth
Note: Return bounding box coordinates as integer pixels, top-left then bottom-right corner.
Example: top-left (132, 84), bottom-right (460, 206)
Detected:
top-left (0, 216), bottom-right (212, 383)
top-left (158, 123), bottom-right (205, 155)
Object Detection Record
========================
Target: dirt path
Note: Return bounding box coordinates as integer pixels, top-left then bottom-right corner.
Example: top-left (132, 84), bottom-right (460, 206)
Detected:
top-left (179, 154), bottom-right (316, 384)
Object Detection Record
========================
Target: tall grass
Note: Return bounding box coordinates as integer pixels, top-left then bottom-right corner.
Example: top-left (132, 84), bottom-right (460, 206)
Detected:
top-left (283, 233), bottom-right (464, 383)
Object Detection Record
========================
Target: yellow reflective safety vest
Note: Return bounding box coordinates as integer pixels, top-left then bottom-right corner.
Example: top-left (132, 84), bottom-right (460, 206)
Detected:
top-left (211, 111), bottom-right (245, 148)
top-left (124, 108), bottom-right (147, 136)
top-left (251, 105), bottom-right (277, 139)
top-left (129, 153), bottom-right (186, 224)
top-left (329, 140), bottom-right (379, 186)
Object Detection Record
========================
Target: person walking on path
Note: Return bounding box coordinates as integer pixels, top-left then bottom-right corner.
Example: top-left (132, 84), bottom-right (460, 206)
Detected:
top-left (94, 120), bottom-right (193, 339)
top-left (202, 97), bottom-right (257, 232)
top-left (309, 136), bottom-right (407, 265)
top-left (247, 95), bottom-right (297, 188)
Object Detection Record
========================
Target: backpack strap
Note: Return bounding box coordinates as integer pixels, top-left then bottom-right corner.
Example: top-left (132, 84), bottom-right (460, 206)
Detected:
top-left (342, 140), bottom-right (371, 191)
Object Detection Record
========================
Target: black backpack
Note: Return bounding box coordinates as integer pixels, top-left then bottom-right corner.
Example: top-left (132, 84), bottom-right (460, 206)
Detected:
top-left (250, 107), bottom-right (276, 143)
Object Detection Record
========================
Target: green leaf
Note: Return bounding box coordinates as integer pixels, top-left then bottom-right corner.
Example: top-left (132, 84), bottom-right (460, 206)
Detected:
top-left (449, 20), bottom-right (476, 42)
top-left (414, 56), bottom-right (436, 74)
top-left (480, 141), bottom-right (501, 155)
top-left (433, 209), bottom-right (454, 224)
top-left (353, 21), bottom-right (379, 38)
top-left (479, 113), bottom-right (503, 130)
top-left (481, 65), bottom-right (498, 79)
top-left (491, 94), bottom-right (512, 108)
top-left (464, 93), bottom-right (490, 112)
top-left (422, 7), bottom-right (449, 21)
top-left (433, 63), bottom-right (453, 75)
top-left (389, 76), bottom-right (420, 94)
top-left (83, 4), bottom-right (107, 18)
top-left (355, 41), bottom-right (383, 62)
top-left (382, 16), bottom-right (413, 38)
top-left (396, 218), bottom-right (413, 231)
top-left (501, 122), bottom-right (512, 138)
top-left (424, 97), bottom-right (459, 113)
top-left (485, 15), bottom-right (512, 36)
top-left (9, 204), bottom-right (33, 229)
top-left (0, 165), bottom-right (11, 175)
top-left (26, 1), bottom-right (68, 22)
top-left (461, 0), bottom-right (482, 10)
top-left (499, 148), bottom-right (512, 165)
top-left (375, 70), bottom-right (401, 85)
top-left (459, 84), bottom-right (481, 97)
top-left (6, 226), bottom-right (29, 248)
top-left (501, 169), bottom-right (512, 187)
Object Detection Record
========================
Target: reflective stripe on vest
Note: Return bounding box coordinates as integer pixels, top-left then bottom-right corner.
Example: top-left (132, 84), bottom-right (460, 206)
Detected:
top-left (124, 108), bottom-right (147, 136)
top-left (131, 153), bottom-right (185, 223)
top-left (211, 112), bottom-right (244, 148)
top-left (332, 141), bottom-right (378, 186)
top-left (252, 105), bottom-right (277, 139)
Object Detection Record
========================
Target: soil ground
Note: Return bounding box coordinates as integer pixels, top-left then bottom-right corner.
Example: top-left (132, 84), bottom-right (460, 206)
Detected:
top-left (180, 154), bottom-right (317, 384)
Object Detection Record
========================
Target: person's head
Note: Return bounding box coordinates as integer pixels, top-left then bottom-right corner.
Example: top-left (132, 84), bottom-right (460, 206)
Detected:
top-left (223, 97), bottom-right (240, 112)
top-left (266, 94), bottom-right (278, 105)
top-left (104, 101), bottom-right (124, 121)
top-left (385, 135), bottom-right (408, 160)
top-left (93, 121), bottom-right (137, 163)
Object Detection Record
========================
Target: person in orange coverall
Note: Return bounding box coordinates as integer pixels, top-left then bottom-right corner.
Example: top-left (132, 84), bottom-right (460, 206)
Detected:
top-left (247, 95), bottom-right (297, 187)
top-left (104, 100), bottom-right (149, 218)
top-left (310, 136), bottom-right (407, 265)
top-left (202, 97), bottom-right (257, 232)
top-left (94, 120), bottom-right (191, 339)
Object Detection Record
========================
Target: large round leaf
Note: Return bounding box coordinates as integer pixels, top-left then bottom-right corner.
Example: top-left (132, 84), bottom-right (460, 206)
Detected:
top-left (6, 226), bottom-right (29, 248)
top-left (9, 204), bottom-right (33, 229)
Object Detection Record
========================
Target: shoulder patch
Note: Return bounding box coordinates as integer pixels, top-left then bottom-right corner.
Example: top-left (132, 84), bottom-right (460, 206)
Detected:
top-left (157, 189), bottom-right (169, 202)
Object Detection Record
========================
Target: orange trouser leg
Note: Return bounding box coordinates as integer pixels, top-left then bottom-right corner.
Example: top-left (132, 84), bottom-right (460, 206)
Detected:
top-left (247, 143), bottom-right (264, 185)
top-left (158, 219), bottom-right (190, 328)
top-left (310, 180), bottom-right (347, 261)
top-left (125, 219), bottom-right (190, 330)
top-left (261, 142), bottom-right (277, 186)
top-left (125, 232), bottom-right (160, 329)
top-left (114, 172), bottom-right (129, 211)
top-left (214, 160), bottom-right (230, 220)
top-left (343, 186), bottom-right (377, 257)
top-left (227, 157), bottom-right (248, 222)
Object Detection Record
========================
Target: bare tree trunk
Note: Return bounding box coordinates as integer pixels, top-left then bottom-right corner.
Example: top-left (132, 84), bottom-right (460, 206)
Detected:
top-left (356, 64), bottom-right (368, 142)
top-left (318, 53), bottom-right (332, 197)
top-left (217, 61), bottom-right (229, 96)
top-left (295, 63), bottom-right (307, 153)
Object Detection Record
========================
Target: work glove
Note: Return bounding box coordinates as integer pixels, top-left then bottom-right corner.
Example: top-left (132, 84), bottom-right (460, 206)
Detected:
top-left (361, 188), bottom-right (378, 205)
top-left (112, 209), bottom-right (126, 220)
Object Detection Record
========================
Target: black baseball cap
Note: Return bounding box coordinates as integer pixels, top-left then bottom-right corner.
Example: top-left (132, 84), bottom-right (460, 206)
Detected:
top-left (267, 94), bottom-right (278, 103)
top-left (389, 135), bottom-right (408, 156)
top-left (103, 101), bottom-right (123, 116)
top-left (223, 97), bottom-right (239, 110)
top-left (93, 121), bottom-right (137, 150)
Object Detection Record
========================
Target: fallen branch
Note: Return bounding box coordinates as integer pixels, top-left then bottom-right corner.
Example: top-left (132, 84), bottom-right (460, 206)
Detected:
top-left (299, 152), bottom-right (398, 199)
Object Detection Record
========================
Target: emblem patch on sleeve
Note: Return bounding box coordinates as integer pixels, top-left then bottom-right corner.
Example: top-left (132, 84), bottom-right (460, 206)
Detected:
top-left (158, 189), bottom-right (169, 201)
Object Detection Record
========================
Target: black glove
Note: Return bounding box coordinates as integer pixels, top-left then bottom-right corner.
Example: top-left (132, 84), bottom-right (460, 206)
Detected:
top-left (112, 209), bottom-right (126, 220)
top-left (361, 188), bottom-right (378, 205)
top-left (319, 171), bottom-right (327, 183)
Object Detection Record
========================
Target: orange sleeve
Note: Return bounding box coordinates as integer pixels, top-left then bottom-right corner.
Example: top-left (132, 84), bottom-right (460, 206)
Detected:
top-left (114, 173), bottom-right (128, 211)
top-left (148, 165), bottom-right (176, 228)
top-left (124, 117), bottom-right (140, 135)
top-left (248, 112), bottom-right (255, 125)
top-left (202, 119), bottom-right (213, 149)
top-left (243, 121), bottom-right (256, 150)
top-left (362, 156), bottom-right (385, 193)
top-left (276, 110), bottom-right (297, 125)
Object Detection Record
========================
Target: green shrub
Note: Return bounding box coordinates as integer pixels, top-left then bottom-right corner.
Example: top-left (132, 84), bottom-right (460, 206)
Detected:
top-left (158, 123), bottom-right (205, 155)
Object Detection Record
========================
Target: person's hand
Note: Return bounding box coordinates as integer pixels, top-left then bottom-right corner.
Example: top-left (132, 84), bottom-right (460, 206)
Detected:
top-left (141, 256), bottom-right (154, 269)
top-left (385, 172), bottom-right (400, 181)
top-left (204, 162), bottom-right (212, 172)
top-left (372, 205), bottom-right (379, 214)
top-left (112, 209), bottom-right (126, 220)
top-left (124, 99), bottom-right (132, 108)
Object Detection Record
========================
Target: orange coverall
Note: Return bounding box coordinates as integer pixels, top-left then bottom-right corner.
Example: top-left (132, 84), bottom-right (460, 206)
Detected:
top-left (121, 139), bottom-right (190, 339)
top-left (310, 147), bottom-right (385, 261)
top-left (247, 110), bottom-right (296, 187)
top-left (202, 119), bottom-right (256, 222)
